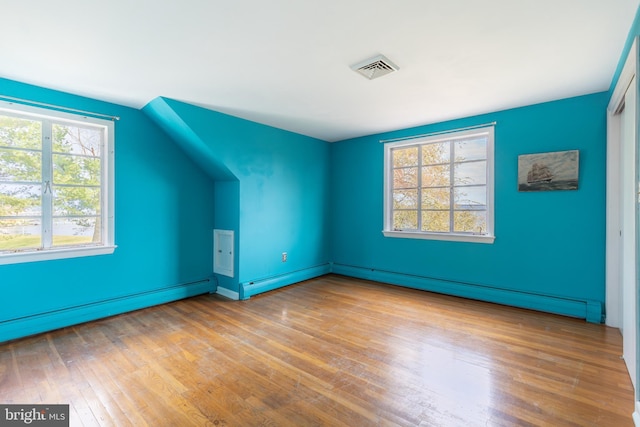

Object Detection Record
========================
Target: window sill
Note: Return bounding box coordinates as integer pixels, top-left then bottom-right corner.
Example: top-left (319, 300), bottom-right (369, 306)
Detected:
top-left (0, 245), bottom-right (117, 266)
top-left (382, 230), bottom-right (495, 244)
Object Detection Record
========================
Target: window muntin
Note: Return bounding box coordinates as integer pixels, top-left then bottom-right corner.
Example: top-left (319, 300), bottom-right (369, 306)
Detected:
top-left (384, 126), bottom-right (494, 243)
top-left (0, 102), bottom-right (115, 263)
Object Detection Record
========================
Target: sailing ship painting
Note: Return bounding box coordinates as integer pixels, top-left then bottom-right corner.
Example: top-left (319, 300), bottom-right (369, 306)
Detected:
top-left (527, 163), bottom-right (553, 184)
top-left (518, 150), bottom-right (579, 191)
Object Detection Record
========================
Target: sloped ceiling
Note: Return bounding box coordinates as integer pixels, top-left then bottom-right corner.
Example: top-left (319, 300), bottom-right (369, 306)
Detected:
top-left (0, 0), bottom-right (638, 141)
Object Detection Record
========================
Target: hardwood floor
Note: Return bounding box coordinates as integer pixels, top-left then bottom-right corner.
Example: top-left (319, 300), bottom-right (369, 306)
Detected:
top-left (0, 274), bottom-right (634, 426)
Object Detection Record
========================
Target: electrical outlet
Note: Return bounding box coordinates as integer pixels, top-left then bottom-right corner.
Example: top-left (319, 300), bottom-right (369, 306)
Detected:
top-left (282, 252), bottom-right (287, 262)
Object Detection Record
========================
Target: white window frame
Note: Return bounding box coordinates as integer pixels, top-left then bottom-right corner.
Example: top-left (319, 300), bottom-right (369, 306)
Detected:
top-left (0, 101), bottom-right (116, 265)
top-left (383, 126), bottom-right (495, 244)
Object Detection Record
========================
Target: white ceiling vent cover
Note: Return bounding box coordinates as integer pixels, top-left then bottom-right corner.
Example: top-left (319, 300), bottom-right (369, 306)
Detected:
top-left (351, 55), bottom-right (399, 80)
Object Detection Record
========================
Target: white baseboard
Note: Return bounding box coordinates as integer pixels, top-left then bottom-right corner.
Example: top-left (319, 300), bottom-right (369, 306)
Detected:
top-left (633, 401), bottom-right (640, 426)
top-left (216, 286), bottom-right (239, 300)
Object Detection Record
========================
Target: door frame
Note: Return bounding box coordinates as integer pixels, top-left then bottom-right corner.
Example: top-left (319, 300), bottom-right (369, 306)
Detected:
top-left (606, 37), bottom-right (637, 328)
top-left (606, 36), bottom-right (639, 422)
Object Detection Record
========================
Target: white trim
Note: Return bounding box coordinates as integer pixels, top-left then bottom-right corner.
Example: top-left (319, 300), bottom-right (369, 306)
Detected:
top-left (0, 94), bottom-right (120, 121)
top-left (0, 245), bottom-right (116, 265)
top-left (42, 120), bottom-right (53, 248)
top-left (0, 100), bottom-right (113, 128)
top-left (104, 120), bottom-right (115, 252)
top-left (606, 38), bottom-right (637, 328)
top-left (606, 36), bottom-right (640, 415)
top-left (383, 125), bottom-right (495, 243)
top-left (0, 101), bottom-right (115, 265)
top-left (216, 286), bottom-right (239, 300)
top-left (379, 121), bottom-right (497, 144)
top-left (382, 230), bottom-right (495, 243)
top-left (606, 111), bottom-right (623, 328)
top-left (213, 229), bottom-right (234, 277)
top-left (610, 39), bottom-right (638, 114)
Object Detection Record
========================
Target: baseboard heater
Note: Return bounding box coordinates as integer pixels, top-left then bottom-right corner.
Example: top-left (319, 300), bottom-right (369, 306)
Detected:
top-left (330, 264), bottom-right (602, 323)
top-left (240, 264), bottom-right (331, 299)
top-left (0, 277), bottom-right (214, 343)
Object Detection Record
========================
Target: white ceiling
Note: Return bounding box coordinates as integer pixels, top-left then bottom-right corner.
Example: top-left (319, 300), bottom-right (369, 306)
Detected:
top-left (1, 0), bottom-right (638, 142)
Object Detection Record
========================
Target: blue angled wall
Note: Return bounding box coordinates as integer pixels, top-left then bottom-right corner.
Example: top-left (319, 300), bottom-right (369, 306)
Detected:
top-left (143, 97), bottom-right (331, 299)
top-left (0, 78), bottom-right (216, 342)
top-left (329, 93), bottom-right (608, 322)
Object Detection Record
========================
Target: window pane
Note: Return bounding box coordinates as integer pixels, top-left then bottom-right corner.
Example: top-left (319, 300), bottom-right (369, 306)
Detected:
top-left (53, 124), bottom-right (102, 156)
top-left (0, 183), bottom-right (41, 216)
top-left (393, 189), bottom-right (418, 209)
top-left (53, 187), bottom-right (101, 216)
top-left (455, 138), bottom-right (486, 162)
top-left (422, 211), bottom-right (450, 232)
top-left (392, 147), bottom-right (418, 167)
top-left (0, 115), bottom-right (42, 150)
top-left (422, 164), bottom-right (450, 187)
top-left (384, 126), bottom-right (493, 241)
top-left (0, 103), bottom-right (114, 260)
top-left (454, 161), bottom-right (486, 186)
top-left (422, 141), bottom-right (450, 165)
top-left (52, 217), bottom-right (99, 247)
top-left (53, 154), bottom-right (101, 186)
top-left (422, 188), bottom-right (450, 209)
top-left (393, 167), bottom-right (418, 189)
top-left (0, 148), bottom-right (41, 182)
top-left (454, 211), bottom-right (487, 234)
top-left (393, 210), bottom-right (417, 230)
top-left (0, 218), bottom-right (41, 251)
top-left (454, 186), bottom-right (486, 209)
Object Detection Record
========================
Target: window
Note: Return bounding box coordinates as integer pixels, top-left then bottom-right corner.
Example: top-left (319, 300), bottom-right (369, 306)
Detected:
top-left (0, 101), bottom-right (115, 264)
top-left (383, 126), bottom-right (494, 243)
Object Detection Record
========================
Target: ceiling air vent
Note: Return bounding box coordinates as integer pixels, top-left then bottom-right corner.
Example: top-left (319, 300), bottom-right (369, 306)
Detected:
top-left (351, 55), bottom-right (399, 80)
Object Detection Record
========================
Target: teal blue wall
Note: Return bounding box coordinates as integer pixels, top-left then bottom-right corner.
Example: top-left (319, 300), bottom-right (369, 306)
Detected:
top-left (4, 4), bottom-right (635, 339)
top-left (0, 78), bottom-right (216, 342)
top-left (0, 81), bottom-right (611, 339)
top-left (143, 98), bottom-right (331, 297)
top-left (213, 180), bottom-right (240, 292)
top-left (330, 93), bottom-right (608, 319)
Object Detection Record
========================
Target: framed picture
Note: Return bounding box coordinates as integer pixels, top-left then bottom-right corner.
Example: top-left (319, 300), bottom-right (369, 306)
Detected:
top-left (518, 150), bottom-right (579, 192)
